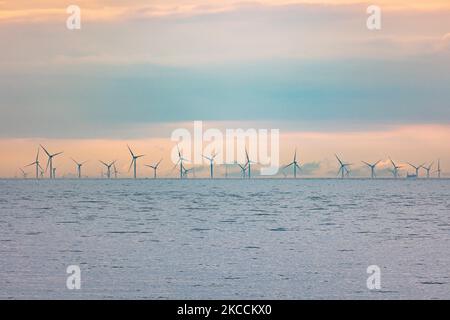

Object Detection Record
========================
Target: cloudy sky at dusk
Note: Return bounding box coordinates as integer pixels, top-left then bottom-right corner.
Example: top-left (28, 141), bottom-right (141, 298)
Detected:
top-left (0, 0), bottom-right (449, 177)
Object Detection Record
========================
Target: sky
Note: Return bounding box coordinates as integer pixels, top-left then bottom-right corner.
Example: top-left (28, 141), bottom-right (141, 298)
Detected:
top-left (0, 0), bottom-right (449, 177)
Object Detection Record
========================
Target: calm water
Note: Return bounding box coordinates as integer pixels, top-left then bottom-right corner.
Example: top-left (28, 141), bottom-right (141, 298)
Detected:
top-left (0, 179), bottom-right (449, 299)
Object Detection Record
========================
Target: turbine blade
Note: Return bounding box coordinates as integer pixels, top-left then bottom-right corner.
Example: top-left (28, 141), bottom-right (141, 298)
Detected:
top-left (40, 145), bottom-right (51, 157)
top-left (284, 162), bottom-right (294, 169)
top-left (127, 145), bottom-right (134, 157)
top-left (128, 160), bottom-right (134, 172)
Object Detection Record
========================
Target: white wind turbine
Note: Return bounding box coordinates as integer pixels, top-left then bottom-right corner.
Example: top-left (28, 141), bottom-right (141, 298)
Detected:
top-left (389, 158), bottom-right (402, 179)
top-left (236, 162), bottom-right (247, 179)
top-left (71, 158), bottom-right (87, 178)
top-left (113, 163), bottom-right (120, 179)
top-left (40, 145), bottom-right (63, 179)
top-left (284, 149), bottom-right (301, 178)
top-left (203, 152), bottom-right (218, 179)
top-left (245, 148), bottom-right (256, 179)
top-left (99, 160), bottom-right (116, 179)
top-left (145, 159), bottom-right (163, 179)
top-left (173, 145), bottom-right (189, 179)
top-left (25, 147), bottom-right (43, 179)
top-left (435, 160), bottom-right (442, 179)
top-left (362, 160), bottom-right (381, 179)
top-left (421, 162), bottom-right (434, 179)
top-left (127, 145), bottom-right (145, 179)
top-left (335, 154), bottom-right (352, 179)
top-left (407, 162), bottom-right (425, 178)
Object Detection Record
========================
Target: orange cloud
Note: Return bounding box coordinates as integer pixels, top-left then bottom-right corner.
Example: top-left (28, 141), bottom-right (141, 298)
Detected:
top-left (1, 0), bottom-right (449, 23)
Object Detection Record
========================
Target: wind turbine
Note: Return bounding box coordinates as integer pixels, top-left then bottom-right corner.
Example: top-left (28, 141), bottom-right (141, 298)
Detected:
top-left (127, 145), bottom-right (144, 179)
top-left (19, 168), bottom-right (28, 179)
top-left (236, 162), bottom-right (247, 179)
top-left (245, 148), bottom-right (256, 179)
top-left (145, 159), bottom-right (162, 179)
top-left (407, 162), bottom-right (425, 178)
top-left (113, 163), bottom-right (119, 179)
top-left (335, 154), bottom-right (352, 179)
top-left (182, 166), bottom-right (194, 179)
top-left (71, 158), bottom-right (87, 178)
top-left (389, 158), bottom-right (402, 179)
top-left (435, 159), bottom-right (442, 179)
top-left (99, 160), bottom-right (115, 179)
top-left (362, 160), bottom-right (381, 179)
top-left (202, 152), bottom-right (218, 179)
top-left (284, 149), bottom-right (301, 178)
top-left (421, 162), bottom-right (434, 179)
top-left (174, 145), bottom-right (189, 179)
top-left (40, 145), bottom-right (63, 179)
top-left (25, 148), bottom-right (43, 179)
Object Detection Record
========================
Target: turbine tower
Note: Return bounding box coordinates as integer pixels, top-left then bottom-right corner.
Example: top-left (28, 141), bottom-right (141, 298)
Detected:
top-left (202, 152), bottom-right (218, 179)
top-left (335, 154), bottom-right (352, 179)
top-left (40, 145), bottom-right (63, 179)
top-left (71, 158), bottom-right (87, 178)
top-left (421, 162), bottom-right (434, 179)
top-left (127, 145), bottom-right (145, 179)
top-left (25, 148), bottom-right (43, 179)
top-left (284, 149), bottom-right (301, 178)
top-left (389, 158), bottom-right (402, 179)
top-left (99, 160), bottom-right (115, 179)
top-left (145, 159), bottom-right (162, 179)
top-left (52, 168), bottom-right (57, 179)
top-left (407, 162), bottom-right (425, 178)
top-left (362, 160), bottom-right (381, 179)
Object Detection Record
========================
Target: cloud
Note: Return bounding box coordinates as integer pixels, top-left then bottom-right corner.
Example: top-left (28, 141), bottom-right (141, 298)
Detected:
top-left (2, 1), bottom-right (450, 23)
top-left (300, 162), bottom-right (321, 176)
top-left (0, 1), bottom-right (449, 139)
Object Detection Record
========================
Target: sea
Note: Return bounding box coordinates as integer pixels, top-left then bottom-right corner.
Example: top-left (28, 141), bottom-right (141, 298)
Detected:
top-left (0, 179), bottom-right (449, 299)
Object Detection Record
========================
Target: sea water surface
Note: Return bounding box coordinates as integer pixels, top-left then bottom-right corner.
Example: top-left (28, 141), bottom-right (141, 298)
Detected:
top-left (0, 179), bottom-right (449, 299)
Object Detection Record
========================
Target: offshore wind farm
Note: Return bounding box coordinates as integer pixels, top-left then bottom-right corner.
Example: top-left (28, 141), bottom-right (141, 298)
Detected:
top-left (10, 144), bottom-right (447, 180)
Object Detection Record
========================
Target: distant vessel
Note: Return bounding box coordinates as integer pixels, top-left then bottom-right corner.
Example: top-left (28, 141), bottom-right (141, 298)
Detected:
top-left (407, 173), bottom-right (417, 179)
